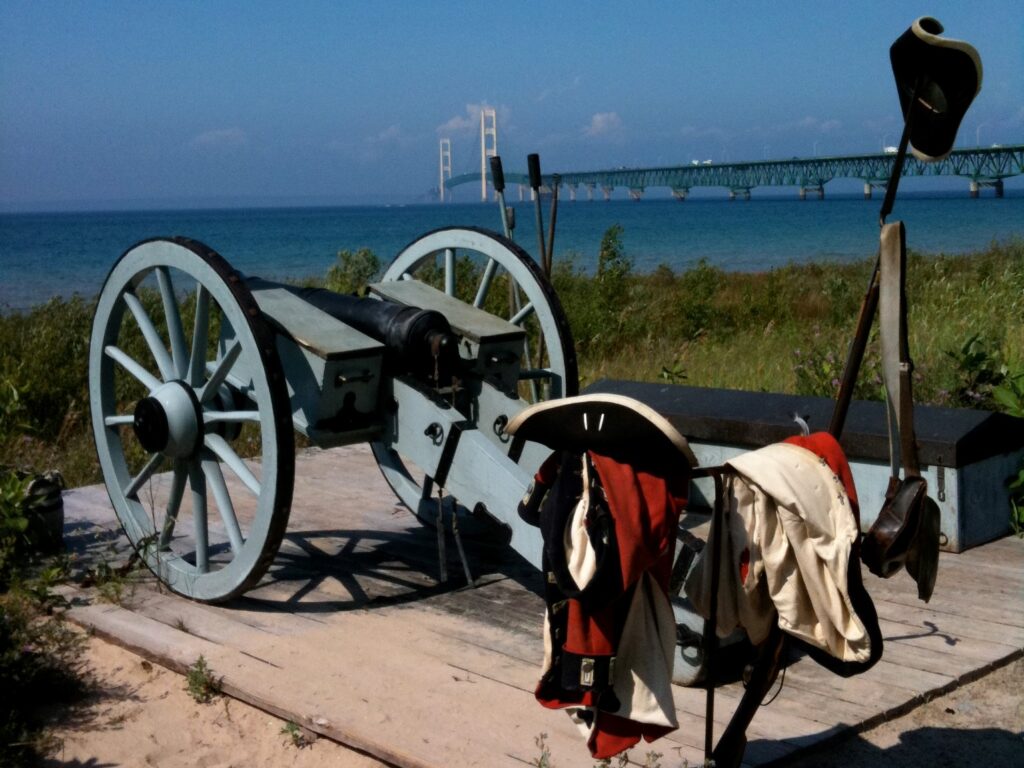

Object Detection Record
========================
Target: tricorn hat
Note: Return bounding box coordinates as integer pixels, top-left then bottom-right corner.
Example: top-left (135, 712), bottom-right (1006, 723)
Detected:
top-left (507, 393), bottom-right (697, 471)
top-left (890, 17), bottom-right (982, 162)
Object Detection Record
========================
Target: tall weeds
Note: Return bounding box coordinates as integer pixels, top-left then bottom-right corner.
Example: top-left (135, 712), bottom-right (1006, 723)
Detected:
top-left (1, 236), bottom-right (1021, 489)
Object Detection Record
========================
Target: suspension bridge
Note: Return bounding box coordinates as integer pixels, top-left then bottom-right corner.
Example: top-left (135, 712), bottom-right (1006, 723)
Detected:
top-left (438, 144), bottom-right (1023, 202)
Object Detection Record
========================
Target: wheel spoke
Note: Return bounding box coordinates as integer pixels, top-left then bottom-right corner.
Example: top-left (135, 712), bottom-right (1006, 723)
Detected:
top-left (509, 301), bottom-right (535, 326)
top-left (203, 410), bottom-right (261, 424)
top-left (188, 284), bottom-right (210, 387)
top-left (444, 248), bottom-right (456, 296)
top-left (198, 340), bottom-right (242, 404)
top-left (159, 460), bottom-right (187, 549)
top-left (157, 267), bottom-right (188, 379)
top-left (123, 452), bottom-right (164, 499)
top-left (188, 463), bottom-right (209, 574)
top-left (473, 258), bottom-right (500, 308)
top-left (94, 238), bottom-right (292, 602)
top-left (123, 291), bottom-right (175, 382)
top-left (204, 433), bottom-right (261, 496)
top-left (203, 455), bottom-right (245, 554)
top-left (105, 345), bottom-right (162, 393)
top-left (519, 367), bottom-right (555, 380)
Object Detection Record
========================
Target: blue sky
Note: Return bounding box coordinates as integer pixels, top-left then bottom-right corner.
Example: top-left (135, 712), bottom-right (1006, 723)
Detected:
top-left (1, 1), bottom-right (1020, 210)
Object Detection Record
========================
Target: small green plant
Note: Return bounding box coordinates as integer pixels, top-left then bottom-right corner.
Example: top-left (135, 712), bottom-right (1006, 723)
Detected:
top-left (992, 371), bottom-right (1024, 418)
top-left (0, 469), bottom-right (32, 587)
top-left (1008, 468), bottom-right (1024, 537)
top-left (532, 731), bottom-right (552, 768)
top-left (660, 359), bottom-right (688, 384)
top-left (946, 333), bottom-right (1007, 408)
top-left (185, 655), bottom-right (221, 704)
top-left (281, 720), bottom-right (311, 748)
top-left (991, 369), bottom-right (1024, 537)
top-left (593, 751), bottom-right (631, 767)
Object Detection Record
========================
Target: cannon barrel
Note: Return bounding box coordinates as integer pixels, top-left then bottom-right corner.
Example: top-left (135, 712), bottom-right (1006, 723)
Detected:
top-left (246, 278), bottom-right (460, 383)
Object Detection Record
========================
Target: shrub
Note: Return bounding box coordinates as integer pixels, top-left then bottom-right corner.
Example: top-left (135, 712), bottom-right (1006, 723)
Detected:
top-left (324, 248), bottom-right (381, 295)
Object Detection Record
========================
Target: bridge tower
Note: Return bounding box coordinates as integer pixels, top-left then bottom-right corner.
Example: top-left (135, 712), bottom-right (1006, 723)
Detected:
top-left (439, 138), bottom-right (452, 203)
top-left (480, 107), bottom-right (497, 201)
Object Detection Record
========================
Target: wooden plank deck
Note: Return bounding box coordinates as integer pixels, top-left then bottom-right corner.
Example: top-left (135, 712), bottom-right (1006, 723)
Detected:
top-left (61, 445), bottom-right (1024, 768)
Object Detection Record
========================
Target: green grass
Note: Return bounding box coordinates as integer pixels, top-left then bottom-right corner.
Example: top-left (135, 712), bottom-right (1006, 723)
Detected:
top-left (555, 237), bottom-right (1024, 404)
top-left (1, 237), bottom-right (1021, 490)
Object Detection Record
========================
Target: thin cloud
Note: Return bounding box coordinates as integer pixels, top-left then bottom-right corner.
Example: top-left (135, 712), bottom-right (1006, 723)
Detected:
top-left (436, 103), bottom-right (510, 136)
top-left (329, 124), bottom-right (415, 164)
top-left (584, 112), bottom-right (622, 137)
top-left (786, 115), bottom-right (843, 134)
top-left (680, 124), bottom-right (729, 141)
top-left (437, 103), bottom-right (486, 135)
top-left (365, 124), bottom-right (404, 147)
top-left (538, 75), bottom-right (582, 103)
top-left (190, 127), bottom-right (247, 149)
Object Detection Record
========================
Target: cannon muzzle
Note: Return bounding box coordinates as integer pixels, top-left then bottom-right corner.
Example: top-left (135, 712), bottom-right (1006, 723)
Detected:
top-left (247, 278), bottom-right (461, 384)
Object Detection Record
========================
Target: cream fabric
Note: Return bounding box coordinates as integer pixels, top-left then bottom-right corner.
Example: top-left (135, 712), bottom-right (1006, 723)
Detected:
top-left (686, 442), bottom-right (871, 662)
top-left (566, 572), bottom-right (679, 744)
top-left (610, 572), bottom-right (679, 729)
top-left (565, 456), bottom-right (599, 590)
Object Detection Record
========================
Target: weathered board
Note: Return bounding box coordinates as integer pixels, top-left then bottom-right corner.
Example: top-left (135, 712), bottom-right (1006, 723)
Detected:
top-left (62, 445), bottom-right (1024, 768)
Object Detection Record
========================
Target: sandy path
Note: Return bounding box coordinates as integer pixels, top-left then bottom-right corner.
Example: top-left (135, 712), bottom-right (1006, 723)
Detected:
top-left (42, 634), bottom-right (388, 768)
top-left (41, 634), bottom-right (1022, 768)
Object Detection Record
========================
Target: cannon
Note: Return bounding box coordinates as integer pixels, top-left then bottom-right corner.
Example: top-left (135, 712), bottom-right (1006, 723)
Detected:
top-left (89, 226), bottom-right (578, 602)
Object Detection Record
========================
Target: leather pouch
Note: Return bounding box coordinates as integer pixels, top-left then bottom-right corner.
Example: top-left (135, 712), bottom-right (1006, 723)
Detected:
top-left (906, 493), bottom-right (940, 602)
top-left (858, 222), bottom-right (940, 603)
top-left (862, 475), bottom-right (926, 579)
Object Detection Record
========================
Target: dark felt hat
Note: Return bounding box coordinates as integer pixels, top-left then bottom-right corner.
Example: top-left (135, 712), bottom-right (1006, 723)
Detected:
top-left (507, 393), bottom-right (697, 470)
top-left (890, 17), bottom-right (982, 162)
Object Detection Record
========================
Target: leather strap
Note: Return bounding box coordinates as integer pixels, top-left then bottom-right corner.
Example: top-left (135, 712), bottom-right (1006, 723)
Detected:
top-left (879, 221), bottom-right (921, 478)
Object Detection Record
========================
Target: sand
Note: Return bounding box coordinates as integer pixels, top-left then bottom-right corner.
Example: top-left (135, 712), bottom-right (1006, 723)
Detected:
top-left (40, 633), bottom-right (1022, 768)
top-left (41, 634), bottom-right (387, 768)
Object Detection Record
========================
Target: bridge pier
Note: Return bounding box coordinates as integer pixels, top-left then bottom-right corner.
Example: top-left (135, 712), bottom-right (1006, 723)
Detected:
top-left (601, 185), bottom-right (614, 201)
top-left (728, 188), bottom-right (751, 201)
top-left (799, 185), bottom-right (825, 200)
top-left (567, 184), bottom-right (577, 202)
top-left (671, 186), bottom-right (689, 201)
top-left (628, 187), bottom-right (644, 201)
top-left (862, 181), bottom-right (887, 199)
top-left (971, 179), bottom-right (1005, 198)
top-left (585, 182), bottom-right (595, 202)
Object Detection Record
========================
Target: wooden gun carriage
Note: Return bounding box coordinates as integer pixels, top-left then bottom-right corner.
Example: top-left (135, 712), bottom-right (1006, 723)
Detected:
top-left (90, 227), bottom-right (578, 603)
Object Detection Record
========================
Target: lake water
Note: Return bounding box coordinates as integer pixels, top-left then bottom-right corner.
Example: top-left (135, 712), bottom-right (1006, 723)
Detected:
top-left (1, 192), bottom-right (1021, 311)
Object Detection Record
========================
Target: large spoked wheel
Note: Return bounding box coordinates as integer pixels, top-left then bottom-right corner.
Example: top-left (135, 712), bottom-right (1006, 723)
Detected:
top-left (90, 238), bottom-right (294, 602)
top-left (371, 226), bottom-right (577, 521)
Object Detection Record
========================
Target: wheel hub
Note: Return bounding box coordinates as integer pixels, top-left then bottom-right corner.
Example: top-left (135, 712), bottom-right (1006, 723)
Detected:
top-left (133, 381), bottom-right (203, 458)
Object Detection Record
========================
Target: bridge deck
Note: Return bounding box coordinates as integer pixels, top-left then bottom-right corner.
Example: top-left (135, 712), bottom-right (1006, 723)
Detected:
top-left (443, 145), bottom-right (1023, 199)
top-left (62, 444), bottom-right (1024, 768)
